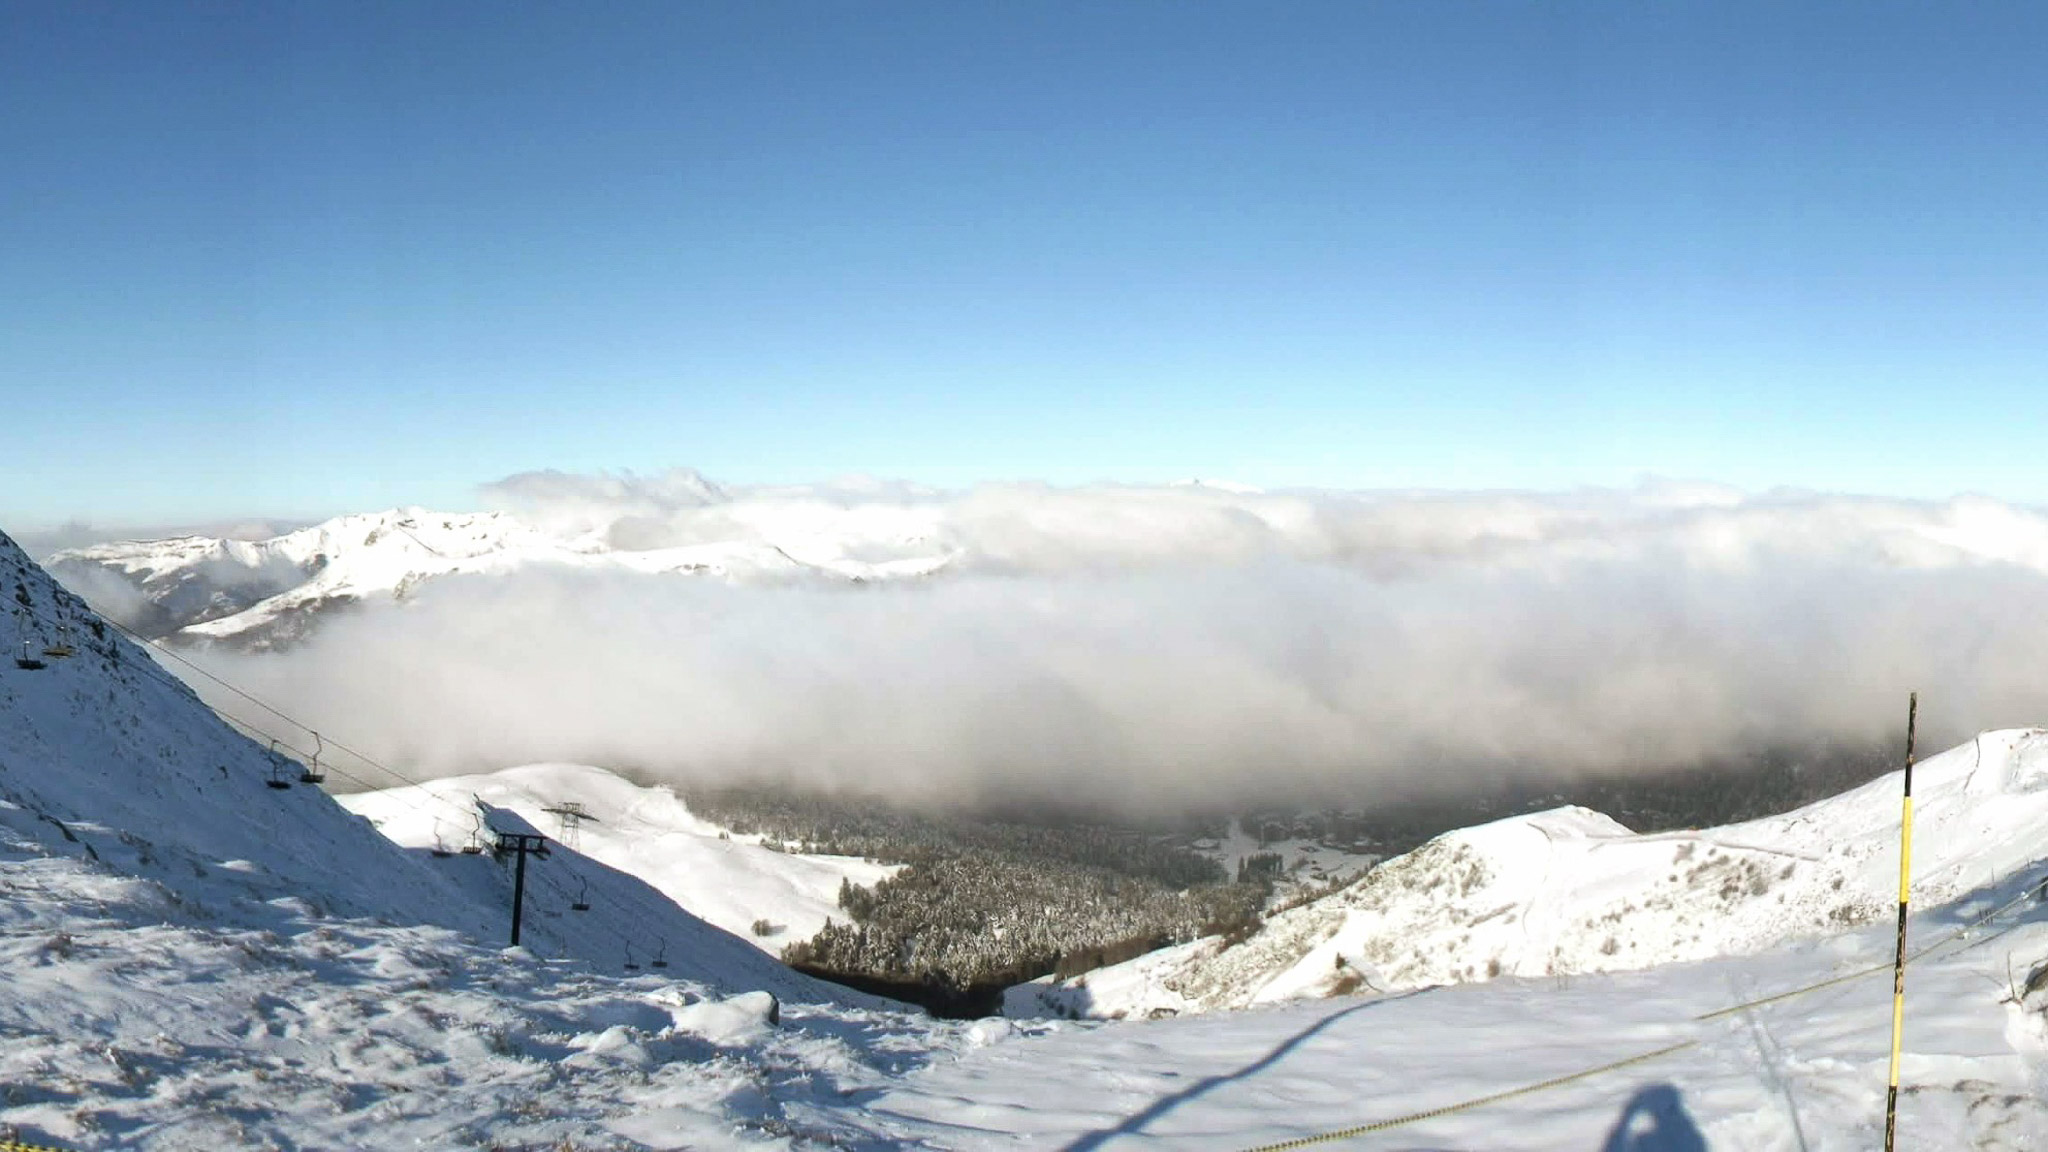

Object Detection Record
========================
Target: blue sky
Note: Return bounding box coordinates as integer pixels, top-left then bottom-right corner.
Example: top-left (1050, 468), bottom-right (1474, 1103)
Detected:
top-left (4, 1), bottom-right (2046, 525)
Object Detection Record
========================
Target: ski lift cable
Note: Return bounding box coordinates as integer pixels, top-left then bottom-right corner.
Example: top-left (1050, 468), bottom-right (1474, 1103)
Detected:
top-left (78, 606), bottom-right (425, 792)
top-left (527, 870), bottom-right (675, 963)
top-left (527, 862), bottom-right (721, 968)
top-left (215, 715), bottom-right (517, 868)
top-left (219, 714), bottom-right (420, 803)
top-left (224, 704), bottom-right (635, 928)
top-left (230, 699), bottom-right (690, 970)
top-left (15, 599), bottom-right (494, 831)
top-left (527, 868), bottom-right (679, 954)
top-left (16, 596), bottom-right (698, 964)
top-left (81, 631), bottom-right (689, 962)
top-left (197, 662), bottom-right (694, 933)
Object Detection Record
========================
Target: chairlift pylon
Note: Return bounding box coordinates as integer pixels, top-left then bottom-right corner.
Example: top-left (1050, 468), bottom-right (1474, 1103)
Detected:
top-left (571, 877), bottom-right (591, 912)
top-left (299, 730), bottom-right (327, 785)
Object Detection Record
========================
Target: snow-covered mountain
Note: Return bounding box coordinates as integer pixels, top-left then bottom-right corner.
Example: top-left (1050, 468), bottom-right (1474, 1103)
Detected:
top-left (0, 528), bottom-right (984, 1148)
top-left (50, 505), bottom-right (956, 648)
top-left (340, 762), bottom-right (900, 955)
top-left (12, 512), bottom-right (2048, 1148)
top-left (1010, 727), bottom-right (2048, 1020)
top-left (2, 525), bottom-right (855, 997)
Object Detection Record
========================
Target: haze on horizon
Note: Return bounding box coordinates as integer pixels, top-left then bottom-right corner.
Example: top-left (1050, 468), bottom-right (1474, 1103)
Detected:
top-left (5, 2), bottom-right (2048, 528)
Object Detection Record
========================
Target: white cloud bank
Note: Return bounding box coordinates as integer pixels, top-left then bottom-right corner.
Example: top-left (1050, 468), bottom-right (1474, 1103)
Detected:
top-left (197, 472), bottom-right (2048, 814)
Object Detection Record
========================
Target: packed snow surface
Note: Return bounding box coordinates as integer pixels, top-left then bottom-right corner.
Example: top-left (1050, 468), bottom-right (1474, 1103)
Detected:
top-left (877, 889), bottom-right (2048, 1149)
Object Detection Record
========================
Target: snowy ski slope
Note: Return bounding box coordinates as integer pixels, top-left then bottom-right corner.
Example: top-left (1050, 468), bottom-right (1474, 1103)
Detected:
top-left (340, 762), bottom-right (900, 954)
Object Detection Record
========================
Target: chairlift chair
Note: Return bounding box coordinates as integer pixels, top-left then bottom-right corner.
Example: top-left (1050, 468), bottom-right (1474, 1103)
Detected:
top-left (650, 938), bottom-right (669, 970)
top-left (15, 639), bottom-right (46, 671)
top-left (460, 812), bottom-right (485, 854)
top-left (298, 731), bottom-right (327, 785)
top-left (430, 820), bottom-right (454, 858)
top-left (42, 622), bottom-right (75, 659)
top-left (571, 878), bottom-right (591, 912)
top-left (623, 943), bottom-right (641, 972)
top-left (263, 740), bottom-right (294, 790)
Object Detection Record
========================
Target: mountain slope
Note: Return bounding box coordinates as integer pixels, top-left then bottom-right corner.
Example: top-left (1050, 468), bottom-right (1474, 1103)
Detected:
top-left (878, 879), bottom-right (2048, 1149)
top-left (0, 527), bottom-right (962, 1149)
top-left (339, 762), bottom-right (900, 955)
top-left (1012, 727), bottom-right (2048, 1019)
top-left (2, 527), bottom-right (876, 995)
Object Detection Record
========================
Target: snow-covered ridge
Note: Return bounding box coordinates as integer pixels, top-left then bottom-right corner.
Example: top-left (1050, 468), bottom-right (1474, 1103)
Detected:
top-left (50, 504), bottom-right (958, 646)
top-left (339, 763), bottom-right (900, 955)
top-left (1015, 727), bottom-right (2048, 1019)
top-left (0, 526), bottom-right (860, 1000)
top-left (52, 480), bottom-right (2048, 651)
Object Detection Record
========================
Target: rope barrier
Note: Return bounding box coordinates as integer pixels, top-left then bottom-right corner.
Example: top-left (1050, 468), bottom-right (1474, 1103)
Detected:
top-left (1234, 866), bottom-right (2048, 1150)
top-left (1238, 1041), bottom-right (1700, 1152)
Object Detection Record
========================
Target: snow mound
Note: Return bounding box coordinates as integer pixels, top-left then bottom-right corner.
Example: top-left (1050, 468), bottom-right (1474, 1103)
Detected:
top-left (1017, 730), bottom-right (2048, 1019)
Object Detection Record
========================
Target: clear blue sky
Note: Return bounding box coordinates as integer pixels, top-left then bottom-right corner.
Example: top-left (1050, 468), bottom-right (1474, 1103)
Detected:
top-left (4, 1), bottom-right (2045, 525)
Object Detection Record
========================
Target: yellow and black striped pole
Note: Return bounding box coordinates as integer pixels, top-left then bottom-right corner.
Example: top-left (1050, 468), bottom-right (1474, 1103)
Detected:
top-left (1882, 691), bottom-right (1917, 1152)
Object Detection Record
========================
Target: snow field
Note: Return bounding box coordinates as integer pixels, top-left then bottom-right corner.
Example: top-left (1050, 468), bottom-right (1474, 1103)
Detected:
top-left (0, 822), bottom-right (961, 1151)
top-left (339, 763), bottom-right (901, 955)
top-left (882, 884), bottom-right (2048, 1149)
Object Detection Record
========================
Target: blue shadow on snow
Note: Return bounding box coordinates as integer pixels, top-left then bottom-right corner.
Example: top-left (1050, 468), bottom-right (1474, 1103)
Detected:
top-left (1599, 1084), bottom-right (1707, 1152)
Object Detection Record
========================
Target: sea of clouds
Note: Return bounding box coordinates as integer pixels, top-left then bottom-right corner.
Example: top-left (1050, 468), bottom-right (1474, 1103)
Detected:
top-left (177, 470), bottom-right (2048, 814)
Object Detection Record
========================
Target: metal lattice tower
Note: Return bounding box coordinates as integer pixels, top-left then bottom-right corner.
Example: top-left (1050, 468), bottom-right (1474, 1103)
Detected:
top-left (540, 800), bottom-right (599, 849)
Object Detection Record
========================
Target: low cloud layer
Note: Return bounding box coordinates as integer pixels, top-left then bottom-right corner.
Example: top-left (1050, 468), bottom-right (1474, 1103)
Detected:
top-left (193, 475), bottom-right (2048, 815)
